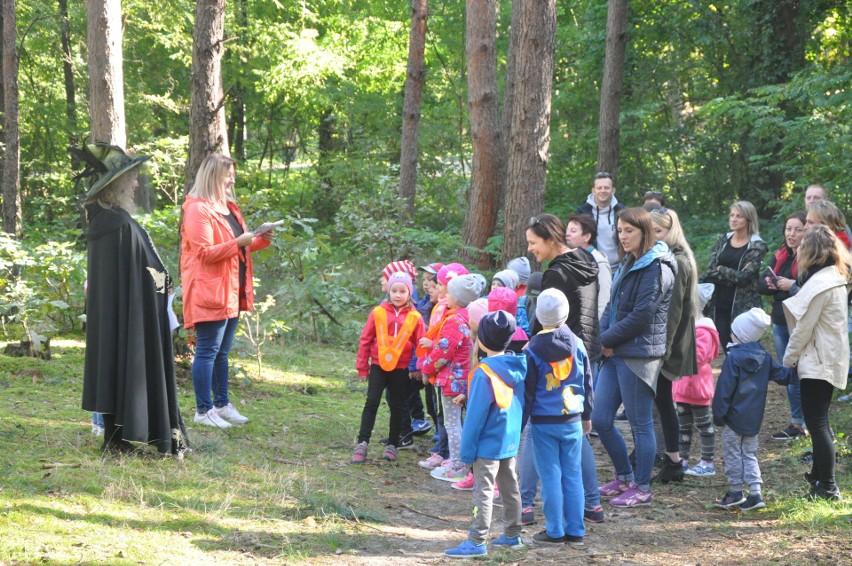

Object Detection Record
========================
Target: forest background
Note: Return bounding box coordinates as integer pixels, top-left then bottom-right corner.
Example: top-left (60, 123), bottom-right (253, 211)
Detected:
top-left (1, 0), bottom-right (851, 348)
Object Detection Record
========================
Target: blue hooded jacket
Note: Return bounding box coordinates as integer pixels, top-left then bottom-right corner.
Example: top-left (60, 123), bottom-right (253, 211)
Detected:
top-left (712, 341), bottom-right (795, 436)
top-left (523, 325), bottom-right (593, 425)
top-left (459, 352), bottom-right (526, 464)
top-left (600, 240), bottom-right (676, 358)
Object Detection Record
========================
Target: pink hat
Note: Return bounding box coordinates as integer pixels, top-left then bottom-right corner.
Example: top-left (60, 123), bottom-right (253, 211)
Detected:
top-left (383, 260), bottom-right (417, 281)
top-left (436, 262), bottom-right (468, 286)
top-left (467, 298), bottom-right (489, 326)
top-left (487, 286), bottom-right (519, 316)
top-left (386, 272), bottom-right (414, 296)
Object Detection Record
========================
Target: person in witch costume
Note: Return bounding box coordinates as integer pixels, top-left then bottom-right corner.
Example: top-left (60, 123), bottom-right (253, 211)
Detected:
top-left (75, 142), bottom-right (190, 455)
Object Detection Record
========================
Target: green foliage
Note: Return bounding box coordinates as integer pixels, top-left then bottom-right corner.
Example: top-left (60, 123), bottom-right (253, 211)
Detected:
top-left (0, 233), bottom-right (86, 342)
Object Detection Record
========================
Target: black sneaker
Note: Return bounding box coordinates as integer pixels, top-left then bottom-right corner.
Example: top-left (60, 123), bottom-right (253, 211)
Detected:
top-left (772, 424), bottom-right (808, 441)
top-left (379, 436), bottom-right (414, 449)
top-left (739, 493), bottom-right (765, 511)
top-left (714, 490), bottom-right (746, 508)
top-left (804, 471), bottom-right (819, 488)
top-left (532, 530), bottom-right (564, 544)
top-left (808, 484), bottom-right (842, 502)
top-left (615, 410), bottom-right (628, 421)
top-left (563, 534), bottom-right (584, 547)
top-left (798, 451), bottom-right (814, 464)
top-left (652, 457), bottom-right (685, 484)
top-left (521, 507), bottom-right (536, 525)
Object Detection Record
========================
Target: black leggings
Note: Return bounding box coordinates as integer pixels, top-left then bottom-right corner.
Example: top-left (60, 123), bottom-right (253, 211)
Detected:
top-left (654, 377), bottom-right (681, 454)
top-left (800, 379), bottom-right (837, 490)
top-left (358, 365), bottom-right (408, 446)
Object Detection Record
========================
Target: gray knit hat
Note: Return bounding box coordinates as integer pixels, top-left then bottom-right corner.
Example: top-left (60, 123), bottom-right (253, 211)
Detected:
top-left (492, 269), bottom-right (520, 291)
top-left (536, 288), bottom-right (570, 327)
top-left (448, 273), bottom-right (485, 308)
top-left (506, 257), bottom-right (531, 284)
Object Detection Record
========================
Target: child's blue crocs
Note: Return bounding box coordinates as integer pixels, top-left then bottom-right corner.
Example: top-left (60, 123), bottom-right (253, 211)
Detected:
top-left (492, 534), bottom-right (523, 549)
top-left (444, 540), bottom-right (487, 558)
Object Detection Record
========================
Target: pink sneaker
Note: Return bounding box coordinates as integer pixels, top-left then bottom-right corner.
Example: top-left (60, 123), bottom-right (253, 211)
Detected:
top-left (451, 472), bottom-right (475, 491)
top-left (493, 485), bottom-right (502, 507)
top-left (418, 453), bottom-right (445, 470)
top-left (351, 441), bottom-right (367, 463)
top-left (610, 484), bottom-right (653, 507)
top-left (431, 465), bottom-right (468, 482)
top-left (598, 479), bottom-right (631, 497)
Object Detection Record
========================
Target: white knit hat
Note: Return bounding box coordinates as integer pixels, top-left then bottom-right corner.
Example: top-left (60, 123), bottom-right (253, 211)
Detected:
top-left (697, 283), bottom-right (715, 312)
top-left (506, 257), bottom-right (531, 284)
top-left (730, 307), bottom-right (770, 344)
top-left (536, 288), bottom-right (570, 327)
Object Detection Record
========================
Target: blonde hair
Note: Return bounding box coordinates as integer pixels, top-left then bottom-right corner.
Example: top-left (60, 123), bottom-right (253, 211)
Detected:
top-left (650, 208), bottom-right (699, 316)
top-left (808, 200), bottom-right (847, 233)
top-left (797, 225), bottom-right (852, 282)
top-left (189, 152), bottom-right (236, 202)
top-left (731, 201), bottom-right (760, 236)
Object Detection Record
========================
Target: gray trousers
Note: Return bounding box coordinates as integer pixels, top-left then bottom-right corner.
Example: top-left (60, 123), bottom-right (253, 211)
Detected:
top-left (721, 426), bottom-right (762, 493)
top-left (469, 457), bottom-right (522, 545)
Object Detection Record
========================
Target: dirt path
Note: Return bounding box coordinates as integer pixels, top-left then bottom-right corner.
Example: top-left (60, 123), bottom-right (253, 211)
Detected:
top-left (323, 365), bottom-right (851, 565)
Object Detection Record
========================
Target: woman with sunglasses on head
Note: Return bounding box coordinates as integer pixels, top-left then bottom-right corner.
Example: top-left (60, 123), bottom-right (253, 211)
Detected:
top-left (525, 213), bottom-right (604, 521)
top-left (591, 208), bottom-right (676, 507)
top-left (702, 201), bottom-right (768, 350)
top-left (648, 208), bottom-right (699, 483)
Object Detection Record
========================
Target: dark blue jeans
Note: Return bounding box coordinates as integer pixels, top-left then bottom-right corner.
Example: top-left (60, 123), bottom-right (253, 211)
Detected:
top-left (591, 356), bottom-right (657, 490)
top-left (192, 317), bottom-right (239, 415)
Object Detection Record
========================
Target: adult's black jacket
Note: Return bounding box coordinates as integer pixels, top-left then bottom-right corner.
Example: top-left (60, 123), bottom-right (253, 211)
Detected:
top-left (82, 203), bottom-right (189, 454)
top-left (532, 249), bottom-right (601, 362)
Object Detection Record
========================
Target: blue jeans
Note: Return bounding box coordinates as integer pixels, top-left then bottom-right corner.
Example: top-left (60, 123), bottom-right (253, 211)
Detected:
top-left (772, 324), bottom-right (803, 426)
top-left (92, 412), bottom-right (104, 427)
top-left (532, 421), bottom-right (584, 539)
top-left (519, 423), bottom-right (538, 507)
top-left (192, 317), bottom-right (240, 415)
top-left (591, 356), bottom-right (656, 491)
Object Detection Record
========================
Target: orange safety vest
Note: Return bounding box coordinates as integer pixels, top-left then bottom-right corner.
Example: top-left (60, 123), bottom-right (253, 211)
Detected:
top-left (467, 362), bottom-right (514, 409)
top-left (373, 306), bottom-right (421, 371)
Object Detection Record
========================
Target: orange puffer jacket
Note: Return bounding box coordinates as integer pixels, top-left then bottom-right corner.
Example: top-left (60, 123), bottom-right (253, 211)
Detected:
top-left (180, 195), bottom-right (270, 328)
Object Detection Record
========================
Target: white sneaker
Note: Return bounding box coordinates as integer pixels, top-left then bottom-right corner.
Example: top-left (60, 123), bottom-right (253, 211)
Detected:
top-left (215, 403), bottom-right (249, 424)
top-left (91, 425), bottom-right (105, 437)
top-left (194, 409), bottom-right (232, 428)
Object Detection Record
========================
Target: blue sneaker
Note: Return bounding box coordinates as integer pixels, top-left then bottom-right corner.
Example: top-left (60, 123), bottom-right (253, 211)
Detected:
top-left (492, 534), bottom-right (523, 549)
top-left (444, 540), bottom-right (487, 557)
top-left (411, 419), bottom-right (433, 436)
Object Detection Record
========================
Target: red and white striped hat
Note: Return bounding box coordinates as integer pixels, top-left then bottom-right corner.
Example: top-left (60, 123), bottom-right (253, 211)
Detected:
top-left (382, 260), bottom-right (417, 281)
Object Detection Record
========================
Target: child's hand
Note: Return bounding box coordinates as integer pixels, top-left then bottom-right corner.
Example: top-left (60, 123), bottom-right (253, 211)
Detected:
top-left (409, 371), bottom-right (422, 381)
top-left (453, 394), bottom-right (466, 406)
top-left (582, 420), bottom-right (592, 436)
top-left (419, 337), bottom-right (433, 349)
top-left (358, 372), bottom-right (368, 381)
top-left (421, 375), bottom-right (430, 385)
top-left (601, 347), bottom-right (614, 358)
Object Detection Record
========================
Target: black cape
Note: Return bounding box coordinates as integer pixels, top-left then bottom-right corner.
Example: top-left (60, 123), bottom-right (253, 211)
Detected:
top-left (82, 203), bottom-right (189, 454)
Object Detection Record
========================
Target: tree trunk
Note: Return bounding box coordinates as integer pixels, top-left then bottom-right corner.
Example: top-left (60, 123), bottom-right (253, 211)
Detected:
top-left (460, 0), bottom-right (501, 270)
top-left (86, 0), bottom-right (126, 146)
top-left (1, 0), bottom-right (20, 236)
top-left (398, 0), bottom-right (428, 220)
top-left (185, 0), bottom-right (228, 194)
top-left (501, 0), bottom-right (556, 263)
top-left (227, 0), bottom-right (247, 161)
top-left (58, 0), bottom-right (76, 144)
top-left (497, 0), bottom-right (521, 216)
top-left (597, 0), bottom-right (628, 177)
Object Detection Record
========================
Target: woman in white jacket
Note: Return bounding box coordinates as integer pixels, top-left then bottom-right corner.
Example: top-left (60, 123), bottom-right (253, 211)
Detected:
top-left (783, 225), bottom-right (852, 501)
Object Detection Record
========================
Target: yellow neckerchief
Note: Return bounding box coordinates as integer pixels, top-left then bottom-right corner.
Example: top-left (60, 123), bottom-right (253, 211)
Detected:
top-left (373, 305), bottom-right (421, 371)
top-left (467, 361), bottom-right (514, 409)
top-left (533, 328), bottom-right (574, 391)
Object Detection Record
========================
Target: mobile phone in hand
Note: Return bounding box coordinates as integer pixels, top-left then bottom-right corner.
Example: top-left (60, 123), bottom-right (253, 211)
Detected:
top-left (764, 266), bottom-right (779, 284)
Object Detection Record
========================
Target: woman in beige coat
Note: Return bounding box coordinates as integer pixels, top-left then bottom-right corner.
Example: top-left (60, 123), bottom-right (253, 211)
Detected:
top-left (783, 225), bottom-right (852, 501)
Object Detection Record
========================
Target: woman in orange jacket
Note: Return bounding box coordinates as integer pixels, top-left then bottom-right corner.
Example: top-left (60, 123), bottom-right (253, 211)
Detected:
top-left (181, 153), bottom-right (273, 428)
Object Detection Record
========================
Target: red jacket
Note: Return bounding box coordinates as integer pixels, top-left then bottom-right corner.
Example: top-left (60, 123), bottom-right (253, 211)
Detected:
top-left (180, 196), bottom-right (270, 328)
top-left (672, 318), bottom-right (720, 406)
top-left (421, 308), bottom-right (472, 396)
top-left (357, 302), bottom-right (425, 377)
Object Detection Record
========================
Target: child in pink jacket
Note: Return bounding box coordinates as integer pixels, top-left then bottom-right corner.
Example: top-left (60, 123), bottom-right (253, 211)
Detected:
top-left (674, 284), bottom-right (720, 477)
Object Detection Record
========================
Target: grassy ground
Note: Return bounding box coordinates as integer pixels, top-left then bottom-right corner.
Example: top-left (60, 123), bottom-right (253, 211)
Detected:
top-left (2, 335), bottom-right (852, 565)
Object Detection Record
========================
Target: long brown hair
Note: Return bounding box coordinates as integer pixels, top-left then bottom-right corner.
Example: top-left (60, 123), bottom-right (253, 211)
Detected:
top-left (526, 213), bottom-right (568, 247)
top-left (797, 224), bottom-right (852, 282)
top-left (617, 207), bottom-right (656, 259)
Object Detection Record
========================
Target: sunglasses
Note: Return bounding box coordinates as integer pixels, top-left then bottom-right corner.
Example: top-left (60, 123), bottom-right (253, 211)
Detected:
top-left (529, 216), bottom-right (541, 227)
top-left (644, 191), bottom-right (663, 199)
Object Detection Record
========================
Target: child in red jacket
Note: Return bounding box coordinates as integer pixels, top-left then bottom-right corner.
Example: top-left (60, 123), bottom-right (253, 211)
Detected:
top-left (353, 272), bottom-right (425, 463)
top-left (674, 283), bottom-right (720, 477)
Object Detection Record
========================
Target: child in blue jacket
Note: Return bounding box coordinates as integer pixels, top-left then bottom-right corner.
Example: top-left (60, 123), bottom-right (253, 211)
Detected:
top-left (712, 307), bottom-right (795, 511)
top-left (444, 311), bottom-right (527, 558)
top-left (523, 288), bottom-right (594, 546)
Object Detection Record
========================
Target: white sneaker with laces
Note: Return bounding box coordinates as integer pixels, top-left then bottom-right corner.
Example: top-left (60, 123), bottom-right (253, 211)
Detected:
top-left (215, 403), bottom-right (249, 424)
top-left (194, 409), bottom-right (232, 428)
